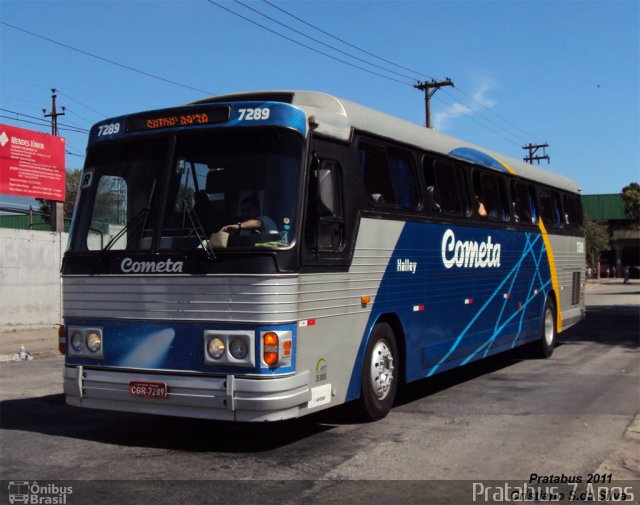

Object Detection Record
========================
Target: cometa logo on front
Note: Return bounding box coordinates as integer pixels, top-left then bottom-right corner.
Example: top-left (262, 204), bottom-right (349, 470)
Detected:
top-left (441, 229), bottom-right (501, 269)
top-left (120, 257), bottom-right (184, 273)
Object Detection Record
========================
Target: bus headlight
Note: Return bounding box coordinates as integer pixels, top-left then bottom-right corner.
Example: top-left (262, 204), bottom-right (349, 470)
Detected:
top-left (86, 331), bottom-right (102, 353)
top-left (204, 331), bottom-right (255, 367)
top-left (229, 336), bottom-right (249, 360)
top-left (207, 337), bottom-right (225, 360)
top-left (71, 331), bottom-right (84, 352)
top-left (67, 326), bottom-right (104, 359)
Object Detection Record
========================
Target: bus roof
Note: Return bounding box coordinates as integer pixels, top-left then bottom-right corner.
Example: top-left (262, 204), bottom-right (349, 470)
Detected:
top-left (193, 90), bottom-right (580, 194)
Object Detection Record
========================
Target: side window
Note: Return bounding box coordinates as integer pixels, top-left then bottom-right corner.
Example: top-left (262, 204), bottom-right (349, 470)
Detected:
top-left (423, 158), bottom-right (465, 214)
top-left (529, 185), bottom-right (539, 224)
top-left (388, 148), bottom-right (418, 208)
top-left (563, 194), bottom-right (583, 229)
top-left (358, 142), bottom-right (418, 209)
top-left (472, 170), bottom-right (509, 221)
top-left (511, 181), bottom-right (536, 225)
top-left (539, 188), bottom-right (562, 228)
top-left (88, 176), bottom-right (128, 250)
top-left (306, 158), bottom-right (344, 251)
top-left (358, 143), bottom-right (394, 205)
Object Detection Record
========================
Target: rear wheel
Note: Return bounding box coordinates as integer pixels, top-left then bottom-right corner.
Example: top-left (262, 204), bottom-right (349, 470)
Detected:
top-left (531, 297), bottom-right (556, 358)
top-left (357, 323), bottom-right (398, 421)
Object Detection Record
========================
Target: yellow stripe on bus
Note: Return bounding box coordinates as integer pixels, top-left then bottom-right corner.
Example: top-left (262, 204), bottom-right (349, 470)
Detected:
top-left (495, 158), bottom-right (516, 175)
top-left (538, 217), bottom-right (563, 332)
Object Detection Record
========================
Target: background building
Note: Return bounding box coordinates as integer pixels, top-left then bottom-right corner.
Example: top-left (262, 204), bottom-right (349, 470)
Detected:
top-left (582, 193), bottom-right (639, 277)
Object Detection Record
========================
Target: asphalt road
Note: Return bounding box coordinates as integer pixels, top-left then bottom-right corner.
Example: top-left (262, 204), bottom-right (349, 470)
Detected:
top-left (1, 281), bottom-right (638, 504)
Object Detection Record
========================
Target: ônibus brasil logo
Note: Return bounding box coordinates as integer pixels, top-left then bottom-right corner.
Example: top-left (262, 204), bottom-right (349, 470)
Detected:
top-left (441, 229), bottom-right (501, 269)
top-left (8, 481), bottom-right (73, 504)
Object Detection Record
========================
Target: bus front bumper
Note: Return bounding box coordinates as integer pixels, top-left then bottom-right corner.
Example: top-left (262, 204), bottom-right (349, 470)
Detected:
top-left (63, 366), bottom-right (311, 422)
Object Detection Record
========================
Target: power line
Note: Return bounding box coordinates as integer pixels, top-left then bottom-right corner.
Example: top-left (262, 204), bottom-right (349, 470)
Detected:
top-left (261, 0), bottom-right (431, 79)
top-left (260, 0), bottom-right (538, 143)
top-left (435, 90), bottom-right (532, 146)
top-left (234, 0), bottom-right (417, 81)
top-left (58, 92), bottom-right (106, 119)
top-left (1, 108), bottom-right (89, 133)
top-left (66, 149), bottom-right (85, 158)
top-left (0, 114), bottom-right (87, 135)
top-left (0, 21), bottom-right (215, 96)
top-left (206, 1), bottom-right (411, 86)
top-left (447, 87), bottom-right (538, 141)
top-left (222, 1), bottom-right (540, 149)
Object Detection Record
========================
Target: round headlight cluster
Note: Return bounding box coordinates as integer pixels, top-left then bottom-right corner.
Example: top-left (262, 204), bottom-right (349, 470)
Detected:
top-left (229, 337), bottom-right (249, 360)
top-left (207, 337), bottom-right (225, 359)
top-left (70, 329), bottom-right (102, 354)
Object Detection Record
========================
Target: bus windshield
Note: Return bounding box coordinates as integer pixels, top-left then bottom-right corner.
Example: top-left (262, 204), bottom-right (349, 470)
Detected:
top-left (69, 129), bottom-right (304, 253)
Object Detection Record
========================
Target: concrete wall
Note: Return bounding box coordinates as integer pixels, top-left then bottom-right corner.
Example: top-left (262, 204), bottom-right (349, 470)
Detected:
top-left (0, 228), bottom-right (68, 330)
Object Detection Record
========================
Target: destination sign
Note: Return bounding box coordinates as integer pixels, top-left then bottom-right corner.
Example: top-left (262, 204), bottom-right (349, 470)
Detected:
top-left (126, 106), bottom-right (230, 132)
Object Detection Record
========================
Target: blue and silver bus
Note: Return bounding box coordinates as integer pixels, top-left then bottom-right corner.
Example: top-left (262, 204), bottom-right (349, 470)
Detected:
top-left (61, 91), bottom-right (585, 421)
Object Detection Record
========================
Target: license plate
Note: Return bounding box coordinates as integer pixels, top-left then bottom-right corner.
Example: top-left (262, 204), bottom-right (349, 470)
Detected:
top-left (129, 381), bottom-right (168, 399)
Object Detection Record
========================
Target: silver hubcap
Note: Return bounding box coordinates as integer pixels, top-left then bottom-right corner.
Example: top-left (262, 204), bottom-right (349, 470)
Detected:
top-left (544, 307), bottom-right (554, 346)
top-left (370, 339), bottom-right (394, 400)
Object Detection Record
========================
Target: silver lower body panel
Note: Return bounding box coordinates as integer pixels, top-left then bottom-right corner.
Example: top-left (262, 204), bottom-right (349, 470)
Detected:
top-left (63, 366), bottom-right (311, 422)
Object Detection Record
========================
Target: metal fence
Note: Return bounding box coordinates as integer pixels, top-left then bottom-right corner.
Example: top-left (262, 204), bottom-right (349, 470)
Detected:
top-left (0, 202), bottom-right (71, 232)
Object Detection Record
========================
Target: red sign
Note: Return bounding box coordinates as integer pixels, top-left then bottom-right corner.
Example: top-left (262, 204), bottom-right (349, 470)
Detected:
top-left (0, 124), bottom-right (66, 201)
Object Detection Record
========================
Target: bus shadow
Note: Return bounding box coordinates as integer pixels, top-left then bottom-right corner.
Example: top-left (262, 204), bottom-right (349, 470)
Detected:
top-left (393, 348), bottom-right (526, 410)
top-left (2, 305), bottom-right (636, 449)
top-left (560, 305), bottom-right (639, 349)
top-left (0, 393), bottom-right (334, 452)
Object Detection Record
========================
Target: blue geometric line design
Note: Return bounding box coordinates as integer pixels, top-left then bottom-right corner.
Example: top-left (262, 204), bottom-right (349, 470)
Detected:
top-left (512, 244), bottom-right (548, 347)
top-left (427, 233), bottom-right (543, 376)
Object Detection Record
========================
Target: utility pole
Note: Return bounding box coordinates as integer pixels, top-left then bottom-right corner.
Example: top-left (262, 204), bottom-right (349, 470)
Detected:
top-left (43, 89), bottom-right (65, 233)
top-left (522, 143), bottom-right (550, 165)
top-left (413, 78), bottom-right (454, 128)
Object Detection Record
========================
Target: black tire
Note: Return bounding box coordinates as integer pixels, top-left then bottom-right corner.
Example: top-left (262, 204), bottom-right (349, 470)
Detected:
top-left (531, 297), bottom-right (557, 358)
top-left (356, 322), bottom-right (399, 421)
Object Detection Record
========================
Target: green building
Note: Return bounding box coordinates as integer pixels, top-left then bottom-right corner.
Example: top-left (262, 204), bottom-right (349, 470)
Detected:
top-left (582, 193), bottom-right (639, 276)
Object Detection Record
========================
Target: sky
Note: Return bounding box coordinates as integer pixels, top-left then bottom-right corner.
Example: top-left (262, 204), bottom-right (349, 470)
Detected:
top-left (1, 0), bottom-right (638, 212)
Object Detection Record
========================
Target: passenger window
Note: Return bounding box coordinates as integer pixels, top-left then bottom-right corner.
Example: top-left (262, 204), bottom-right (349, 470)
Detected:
top-left (563, 194), bottom-right (583, 229)
top-left (358, 143), bottom-right (394, 205)
top-left (388, 149), bottom-right (418, 208)
top-left (529, 186), bottom-right (539, 224)
top-left (512, 181), bottom-right (535, 225)
top-left (358, 142), bottom-right (418, 209)
top-left (423, 159), bottom-right (465, 214)
top-left (472, 171), bottom-right (509, 221)
top-left (539, 188), bottom-right (562, 227)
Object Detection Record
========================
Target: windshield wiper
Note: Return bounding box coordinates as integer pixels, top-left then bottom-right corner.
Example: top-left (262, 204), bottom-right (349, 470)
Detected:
top-left (103, 180), bottom-right (156, 252)
top-left (181, 195), bottom-right (216, 260)
top-left (102, 206), bottom-right (150, 252)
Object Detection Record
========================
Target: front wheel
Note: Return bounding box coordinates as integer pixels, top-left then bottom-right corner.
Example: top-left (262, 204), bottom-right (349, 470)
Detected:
top-left (531, 297), bottom-right (557, 358)
top-left (356, 323), bottom-right (399, 421)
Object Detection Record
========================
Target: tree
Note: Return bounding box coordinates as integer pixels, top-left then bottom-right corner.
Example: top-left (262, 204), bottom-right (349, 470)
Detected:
top-left (621, 182), bottom-right (640, 227)
top-left (38, 168), bottom-right (83, 222)
top-left (584, 216), bottom-right (610, 270)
